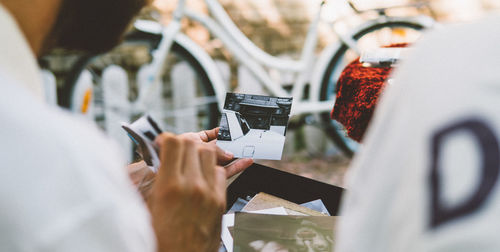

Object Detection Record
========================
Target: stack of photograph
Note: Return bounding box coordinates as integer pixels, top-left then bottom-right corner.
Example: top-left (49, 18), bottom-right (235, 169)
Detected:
top-left (221, 192), bottom-right (336, 252)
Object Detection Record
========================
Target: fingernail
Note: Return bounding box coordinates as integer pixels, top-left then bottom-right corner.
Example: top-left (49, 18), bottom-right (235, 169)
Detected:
top-left (225, 150), bottom-right (234, 158)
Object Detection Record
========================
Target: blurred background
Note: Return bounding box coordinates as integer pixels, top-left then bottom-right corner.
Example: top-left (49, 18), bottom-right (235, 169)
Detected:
top-left (42, 0), bottom-right (500, 188)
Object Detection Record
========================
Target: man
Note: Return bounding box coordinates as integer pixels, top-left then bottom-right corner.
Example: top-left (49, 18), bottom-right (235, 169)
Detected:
top-left (0, 0), bottom-right (252, 251)
top-left (336, 16), bottom-right (500, 251)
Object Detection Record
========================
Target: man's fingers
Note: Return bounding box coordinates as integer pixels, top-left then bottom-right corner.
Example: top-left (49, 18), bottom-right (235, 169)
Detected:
top-left (214, 166), bottom-right (227, 207)
top-left (199, 146), bottom-right (217, 185)
top-left (213, 144), bottom-right (234, 165)
top-left (225, 158), bottom-right (253, 178)
top-left (198, 128), bottom-right (219, 142)
top-left (182, 138), bottom-right (203, 179)
top-left (155, 133), bottom-right (184, 183)
top-left (127, 160), bottom-right (151, 187)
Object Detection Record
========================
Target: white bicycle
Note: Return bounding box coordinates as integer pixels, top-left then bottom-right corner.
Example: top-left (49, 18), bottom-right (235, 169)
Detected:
top-left (59, 0), bottom-right (435, 157)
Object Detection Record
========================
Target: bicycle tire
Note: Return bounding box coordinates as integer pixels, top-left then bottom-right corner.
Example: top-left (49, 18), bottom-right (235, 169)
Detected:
top-left (319, 21), bottom-right (427, 157)
top-left (59, 41), bottom-right (220, 132)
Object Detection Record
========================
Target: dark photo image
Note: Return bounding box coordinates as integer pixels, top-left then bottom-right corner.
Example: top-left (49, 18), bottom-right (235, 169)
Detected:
top-left (233, 213), bottom-right (336, 252)
top-left (217, 93), bottom-right (293, 160)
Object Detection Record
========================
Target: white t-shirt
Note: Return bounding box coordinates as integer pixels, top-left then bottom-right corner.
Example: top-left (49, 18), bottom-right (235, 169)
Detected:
top-left (0, 4), bottom-right (155, 252)
top-left (336, 16), bottom-right (500, 252)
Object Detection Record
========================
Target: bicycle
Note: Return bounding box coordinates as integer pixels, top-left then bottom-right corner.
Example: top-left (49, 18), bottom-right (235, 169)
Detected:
top-left (58, 0), bottom-right (436, 158)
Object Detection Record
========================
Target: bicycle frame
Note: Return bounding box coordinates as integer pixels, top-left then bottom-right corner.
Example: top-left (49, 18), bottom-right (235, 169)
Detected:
top-left (142, 0), bottom-right (435, 118)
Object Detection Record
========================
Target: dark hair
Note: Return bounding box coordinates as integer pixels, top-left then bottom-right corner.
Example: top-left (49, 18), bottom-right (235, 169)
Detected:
top-left (44, 0), bottom-right (150, 54)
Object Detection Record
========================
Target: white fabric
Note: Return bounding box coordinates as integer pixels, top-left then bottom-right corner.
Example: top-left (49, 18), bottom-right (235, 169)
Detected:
top-left (0, 4), bottom-right (155, 252)
top-left (336, 16), bottom-right (500, 252)
top-left (0, 5), bottom-right (44, 100)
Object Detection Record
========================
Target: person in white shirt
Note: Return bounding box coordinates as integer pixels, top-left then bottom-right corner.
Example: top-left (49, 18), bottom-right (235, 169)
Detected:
top-left (0, 0), bottom-right (252, 251)
top-left (336, 16), bottom-right (500, 252)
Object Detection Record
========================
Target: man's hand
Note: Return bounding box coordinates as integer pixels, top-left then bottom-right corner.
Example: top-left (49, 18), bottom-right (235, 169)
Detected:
top-left (180, 128), bottom-right (253, 178)
top-left (127, 128), bottom-right (253, 201)
top-left (149, 133), bottom-right (226, 252)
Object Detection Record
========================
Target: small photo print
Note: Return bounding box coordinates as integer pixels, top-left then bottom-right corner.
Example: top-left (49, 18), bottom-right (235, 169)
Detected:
top-left (233, 213), bottom-right (336, 252)
top-left (217, 93), bottom-right (293, 160)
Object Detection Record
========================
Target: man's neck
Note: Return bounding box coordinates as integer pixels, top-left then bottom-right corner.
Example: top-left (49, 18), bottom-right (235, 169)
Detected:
top-left (0, 0), bottom-right (61, 57)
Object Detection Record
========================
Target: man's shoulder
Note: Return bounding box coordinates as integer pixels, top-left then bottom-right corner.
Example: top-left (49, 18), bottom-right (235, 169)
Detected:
top-left (0, 73), bottom-right (153, 246)
top-left (409, 15), bottom-right (500, 66)
top-left (0, 71), bottom-right (129, 196)
top-left (0, 71), bottom-right (120, 159)
top-left (1, 94), bottom-right (118, 163)
top-left (0, 105), bottom-right (153, 251)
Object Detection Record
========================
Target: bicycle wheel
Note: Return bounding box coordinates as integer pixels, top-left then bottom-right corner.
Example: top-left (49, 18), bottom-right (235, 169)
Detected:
top-left (319, 21), bottom-right (428, 157)
top-left (59, 41), bottom-right (220, 135)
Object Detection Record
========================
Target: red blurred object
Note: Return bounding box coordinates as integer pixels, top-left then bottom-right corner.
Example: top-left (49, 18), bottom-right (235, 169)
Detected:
top-left (331, 44), bottom-right (407, 142)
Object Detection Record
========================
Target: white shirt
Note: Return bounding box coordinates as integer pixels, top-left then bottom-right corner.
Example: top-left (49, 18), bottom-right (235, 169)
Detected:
top-left (0, 5), bottom-right (155, 251)
top-left (336, 16), bottom-right (500, 252)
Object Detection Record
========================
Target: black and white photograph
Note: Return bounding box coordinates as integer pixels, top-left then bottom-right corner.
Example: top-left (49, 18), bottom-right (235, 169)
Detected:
top-left (233, 213), bottom-right (336, 252)
top-left (217, 93), bottom-right (293, 160)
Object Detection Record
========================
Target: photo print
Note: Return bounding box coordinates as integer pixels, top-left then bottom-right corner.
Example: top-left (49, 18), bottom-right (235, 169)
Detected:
top-left (233, 213), bottom-right (336, 252)
top-left (217, 93), bottom-right (293, 160)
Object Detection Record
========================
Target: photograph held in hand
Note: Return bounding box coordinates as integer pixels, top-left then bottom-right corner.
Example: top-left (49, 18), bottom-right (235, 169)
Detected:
top-left (217, 93), bottom-right (293, 160)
